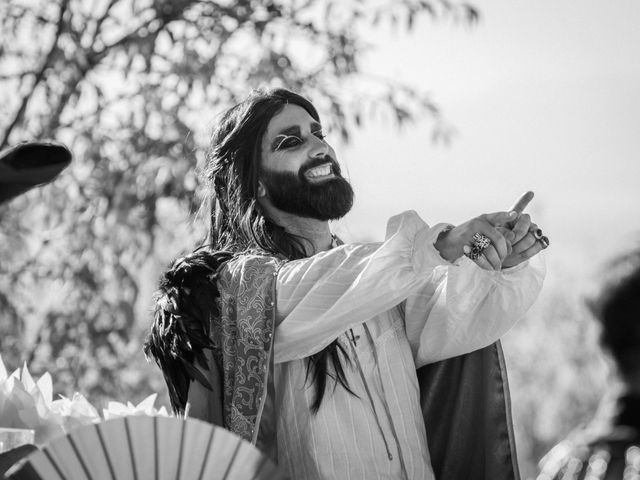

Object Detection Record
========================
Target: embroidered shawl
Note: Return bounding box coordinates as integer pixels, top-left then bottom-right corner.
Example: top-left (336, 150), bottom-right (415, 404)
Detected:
top-left (185, 254), bottom-right (283, 457)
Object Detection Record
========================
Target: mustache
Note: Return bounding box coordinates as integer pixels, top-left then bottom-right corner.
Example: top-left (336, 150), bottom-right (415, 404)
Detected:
top-left (298, 155), bottom-right (342, 178)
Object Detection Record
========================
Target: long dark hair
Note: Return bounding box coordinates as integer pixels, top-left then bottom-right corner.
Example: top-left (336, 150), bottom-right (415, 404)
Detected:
top-left (203, 88), bottom-right (352, 412)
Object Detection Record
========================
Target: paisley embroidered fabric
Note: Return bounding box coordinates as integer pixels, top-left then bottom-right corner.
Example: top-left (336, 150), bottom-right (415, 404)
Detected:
top-left (186, 254), bottom-right (284, 458)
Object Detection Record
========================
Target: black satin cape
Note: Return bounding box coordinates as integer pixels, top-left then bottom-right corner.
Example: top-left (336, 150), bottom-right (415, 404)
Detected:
top-left (418, 340), bottom-right (520, 480)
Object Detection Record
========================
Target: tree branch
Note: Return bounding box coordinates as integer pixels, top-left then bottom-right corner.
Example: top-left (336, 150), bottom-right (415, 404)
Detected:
top-left (0, 0), bottom-right (70, 149)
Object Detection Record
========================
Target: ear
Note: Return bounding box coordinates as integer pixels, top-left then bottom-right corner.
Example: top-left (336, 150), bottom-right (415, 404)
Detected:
top-left (257, 180), bottom-right (267, 198)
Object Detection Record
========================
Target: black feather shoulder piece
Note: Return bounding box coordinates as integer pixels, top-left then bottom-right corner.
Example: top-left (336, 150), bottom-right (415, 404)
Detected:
top-left (144, 249), bottom-right (233, 414)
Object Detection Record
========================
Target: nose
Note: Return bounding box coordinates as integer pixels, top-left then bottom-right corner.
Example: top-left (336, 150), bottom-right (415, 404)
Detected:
top-left (308, 134), bottom-right (329, 159)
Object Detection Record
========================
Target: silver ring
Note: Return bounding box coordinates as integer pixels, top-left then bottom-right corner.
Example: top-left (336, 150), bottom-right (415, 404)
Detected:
top-left (472, 232), bottom-right (491, 250)
top-left (465, 233), bottom-right (491, 260)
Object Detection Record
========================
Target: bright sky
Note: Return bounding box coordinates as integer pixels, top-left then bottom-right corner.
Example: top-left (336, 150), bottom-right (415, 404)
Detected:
top-left (335, 0), bottom-right (640, 280)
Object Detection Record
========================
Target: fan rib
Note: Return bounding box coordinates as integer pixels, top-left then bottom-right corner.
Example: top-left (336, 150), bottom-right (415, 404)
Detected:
top-left (197, 428), bottom-right (215, 480)
top-left (67, 434), bottom-right (94, 480)
top-left (124, 417), bottom-right (139, 480)
top-left (153, 417), bottom-right (159, 480)
top-left (95, 424), bottom-right (118, 480)
top-left (42, 447), bottom-right (68, 480)
top-left (176, 416), bottom-right (187, 479)
top-left (220, 437), bottom-right (242, 479)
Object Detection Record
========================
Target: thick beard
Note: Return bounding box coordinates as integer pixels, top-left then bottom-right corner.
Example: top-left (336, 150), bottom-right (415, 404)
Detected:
top-left (260, 158), bottom-right (354, 221)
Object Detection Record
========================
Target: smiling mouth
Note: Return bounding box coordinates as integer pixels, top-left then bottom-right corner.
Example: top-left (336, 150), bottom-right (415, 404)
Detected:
top-left (303, 163), bottom-right (335, 182)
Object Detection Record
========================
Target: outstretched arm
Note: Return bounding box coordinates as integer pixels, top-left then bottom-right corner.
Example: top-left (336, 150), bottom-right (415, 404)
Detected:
top-left (274, 210), bottom-right (451, 362)
top-left (404, 254), bottom-right (545, 367)
top-left (405, 192), bottom-right (547, 366)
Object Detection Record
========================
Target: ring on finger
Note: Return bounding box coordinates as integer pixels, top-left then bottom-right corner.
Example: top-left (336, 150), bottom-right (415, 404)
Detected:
top-left (465, 232), bottom-right (492, 260)
top-left (539, 235), bottom-right (550, 248)
top-left (463, 244), bottom-right (484, 261)
top-left (472, 232), bottom-right (492, 250)
top-left (531, 228), bottom-right (544, 240)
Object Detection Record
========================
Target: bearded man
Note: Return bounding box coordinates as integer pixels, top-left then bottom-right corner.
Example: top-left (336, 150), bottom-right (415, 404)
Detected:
top-left (146, 88), bottom-right (547, 480)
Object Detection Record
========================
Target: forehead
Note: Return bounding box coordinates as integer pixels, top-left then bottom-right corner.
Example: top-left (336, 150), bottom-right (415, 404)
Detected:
top-left (264, 104), bottom-right (319, 137)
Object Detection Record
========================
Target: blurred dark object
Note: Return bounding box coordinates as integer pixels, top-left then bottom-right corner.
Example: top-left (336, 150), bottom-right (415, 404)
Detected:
top-left (0, 444), bottom-right (37, 478)
top-left (536, 245), bottom-right (640, 479)
top-left (0, 142), bottom-right (71, 205)
top-left (537, 395), bottom-right (640, 480)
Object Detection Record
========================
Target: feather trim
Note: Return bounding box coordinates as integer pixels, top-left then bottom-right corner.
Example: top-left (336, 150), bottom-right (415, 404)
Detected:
top-left (144, 250), bottom-right (232, 414)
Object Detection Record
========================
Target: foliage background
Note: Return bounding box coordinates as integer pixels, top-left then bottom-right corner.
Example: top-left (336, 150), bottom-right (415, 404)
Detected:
top-left (0, 0), bottom-right (620, 478)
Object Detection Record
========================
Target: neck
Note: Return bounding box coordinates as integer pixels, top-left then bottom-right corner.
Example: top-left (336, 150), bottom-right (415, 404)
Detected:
top-left (260, 200), bottom-right (332, 256)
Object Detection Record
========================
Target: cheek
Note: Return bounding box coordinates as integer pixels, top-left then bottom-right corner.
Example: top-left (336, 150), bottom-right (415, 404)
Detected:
top-left (264, 151), bottom-right (302, 174)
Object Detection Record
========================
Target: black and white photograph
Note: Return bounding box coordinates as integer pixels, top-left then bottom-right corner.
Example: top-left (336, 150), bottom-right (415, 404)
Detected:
top-left (1, 1), bottom-right (639, 478)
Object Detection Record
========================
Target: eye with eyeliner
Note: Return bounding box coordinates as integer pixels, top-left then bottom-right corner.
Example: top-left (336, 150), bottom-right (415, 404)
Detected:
top-left (274, 134), bottom-right (301, 150)
top-left (272, 127), bottom-right (327, 151)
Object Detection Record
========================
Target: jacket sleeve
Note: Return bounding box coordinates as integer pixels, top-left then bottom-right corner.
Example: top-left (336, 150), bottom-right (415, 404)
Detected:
top-left (404, 252), bottom-right (545, 367)
top-left (274, 210), bottom-right (451, 362)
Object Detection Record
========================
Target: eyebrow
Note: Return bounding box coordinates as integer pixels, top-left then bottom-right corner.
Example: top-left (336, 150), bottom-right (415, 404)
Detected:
top-left (270, 122), bottom-right (323, 150)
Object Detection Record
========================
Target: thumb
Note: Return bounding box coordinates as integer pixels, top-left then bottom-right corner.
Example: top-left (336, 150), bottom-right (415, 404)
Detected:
top-left (484, 210), bottom-right (518, 227)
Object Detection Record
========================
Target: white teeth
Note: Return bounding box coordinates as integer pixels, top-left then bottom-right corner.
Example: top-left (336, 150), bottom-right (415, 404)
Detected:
top-left (306, 164), bottom-right (332, 178)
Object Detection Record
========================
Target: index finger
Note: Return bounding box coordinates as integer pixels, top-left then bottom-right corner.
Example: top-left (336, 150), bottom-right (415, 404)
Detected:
top-left (509, 191), bottom-right (534, 214)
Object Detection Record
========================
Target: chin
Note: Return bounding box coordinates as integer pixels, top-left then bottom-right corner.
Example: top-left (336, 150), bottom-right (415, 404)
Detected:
top-left (262, 169), bottom-right (354, 221)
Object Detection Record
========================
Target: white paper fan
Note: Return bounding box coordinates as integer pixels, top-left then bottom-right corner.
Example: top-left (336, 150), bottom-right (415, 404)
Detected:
top-left (6, 416), bottom-right (287, 480)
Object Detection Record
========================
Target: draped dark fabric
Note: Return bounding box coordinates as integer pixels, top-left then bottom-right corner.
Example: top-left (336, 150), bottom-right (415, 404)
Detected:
top-left (418, 340), bottom-right (520, 480)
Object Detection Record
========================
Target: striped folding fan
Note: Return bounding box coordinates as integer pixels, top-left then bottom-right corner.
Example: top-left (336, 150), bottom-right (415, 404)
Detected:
top-left (6, 416), bottom-right (286, 480)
